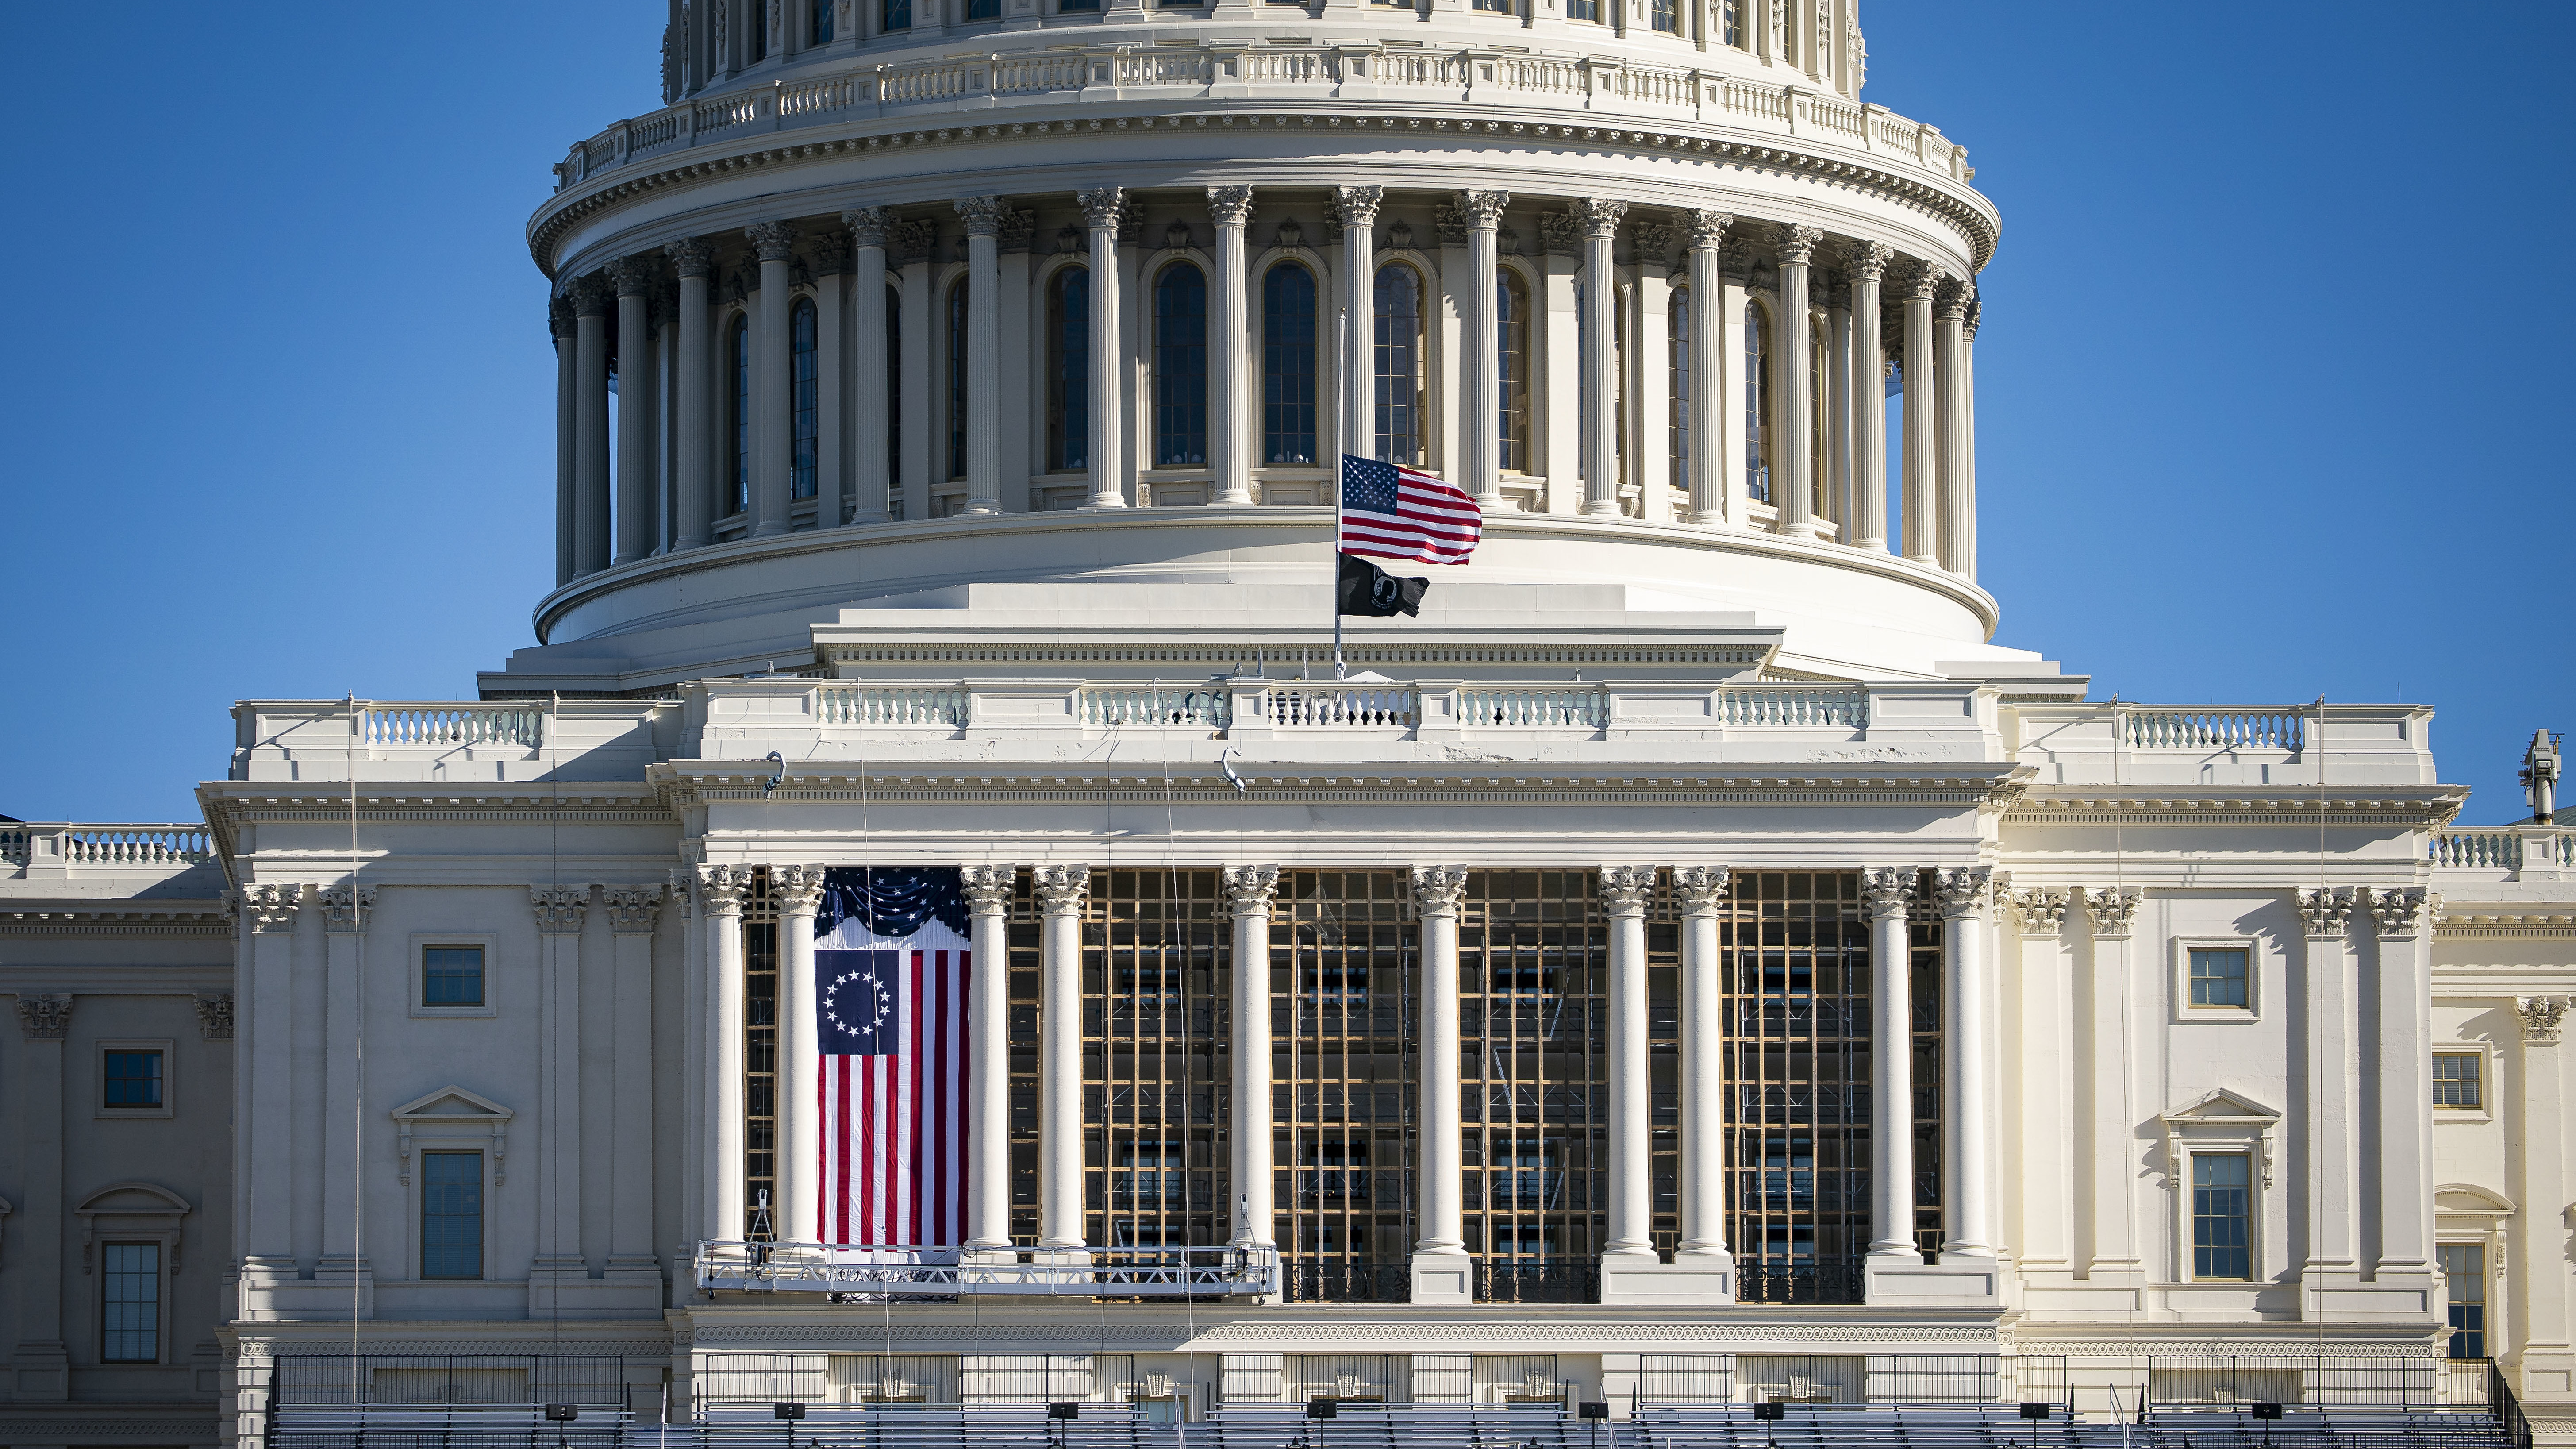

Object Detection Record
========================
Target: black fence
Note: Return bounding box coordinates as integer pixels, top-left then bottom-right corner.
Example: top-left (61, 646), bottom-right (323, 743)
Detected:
top-left (1476, 1261), bottom-right (1599, 1304)
top-left (1283, 1262), bottom-right (1411, 1303)
top-left (269, 1356), bottom-right (630, 1408)
top-left (1734, 1260), bottom-right (1864, 1305)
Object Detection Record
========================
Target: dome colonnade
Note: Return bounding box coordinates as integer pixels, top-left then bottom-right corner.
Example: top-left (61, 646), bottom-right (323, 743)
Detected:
top-left (547, 185), bottom-right (1982, 589)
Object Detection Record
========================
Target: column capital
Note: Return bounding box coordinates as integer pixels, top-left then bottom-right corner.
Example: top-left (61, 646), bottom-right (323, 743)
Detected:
top-left (1034, 863), bottom-right (1090, 914)
top-left (1683, 208), bottom-right (1732, 250)
top-left (1331, 185), bottom-right (1384, 229)
top-left (1964, 293), bottom-right (1984, 339)
top-left (227, 883), bottom-right (304, 933)
top-left (1410, 865), bottom-right (1469, 917)
top-left (194, 993), bottom-right (235, 1040)
top-left (1891, 258), bottom-right (1945, 303)
top-left (665, 235), bottom-right (718, 277)
top-left (770, 865), bottom-right (828, 917)
top-left (2296, 886), bottom-right (2359, 939)
top-left (1596, 865), bottom-right (1657, 917)
top-left (1933, 274), bottom-right (1971, 322)
top-left (548, 295), bottom-right (576, 340)
top-left (1774, 223), bottom-right (1825, 266)
top-left (954, 196), bottom-right (1007, 238)
top-left (569, 272), bottom-right (615, 317)
top-left (1076, 187), bottom-right (1124, 231)
top-left (1842, 239), bottom-right (1895, 282)
top-left (1860, 867), bottom-right (1916, 921)
top-left (1205, 185), bottom-right (1257, 227)
top-left (604, 886), bottom-right (664, 935)
top-left (1221, 864), bottom-right (1280, 915)
top-left (1571, 197), bottom-right (1630, 238)
top-left (1933, 867), bottom-right (1992, 920)
top-left (842, 207), bottom-right (893, 248)
top-left (531, 885), bottom-right (589, 936)
top-left (320, 885), bottom-right (376, 934)
top-left (15, 993), bottom-right (72, 1039)
top-left (2518, 995), bottom-right (2568, 1045)
top-left (1456, 190), bottom-right (1511, 231)
top-left (960, 864), bottom-right (1019, 914)
top-left (2084, 885), bottom-right (2144, 939)
top-left (1999, 886), bottom-right (2073, 935)
top-left (2369, 886), bottom-right (2441, 939)
top-left (746, 219), bottom-right (797, 263)
top-left (1672, 865), bottom-right (1730, 916)
top-left (696, 864), bottom-right (750, 917)
top-left (607, 253), bottom-right (657, 297)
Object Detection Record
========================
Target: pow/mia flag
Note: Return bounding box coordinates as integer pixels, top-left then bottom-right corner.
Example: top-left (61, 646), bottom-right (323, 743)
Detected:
top-left (1337, 552), bottom-right (1429, 618)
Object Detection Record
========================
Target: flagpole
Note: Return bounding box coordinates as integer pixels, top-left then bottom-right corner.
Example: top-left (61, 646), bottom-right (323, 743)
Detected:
top-left (1332, 455), bottom-right (1346, 679)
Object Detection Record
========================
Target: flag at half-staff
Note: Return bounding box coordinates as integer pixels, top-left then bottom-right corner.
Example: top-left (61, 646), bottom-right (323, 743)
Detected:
top-left (814, 867), bottom-right (972, 1250)
top-left (1339, 454), bottom-right (1483, 565)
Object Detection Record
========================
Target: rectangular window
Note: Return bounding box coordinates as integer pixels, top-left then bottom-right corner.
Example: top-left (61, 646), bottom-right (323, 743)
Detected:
top-left (2187, 947), bottom-right (2249, 1009)
top-left (811, 0), bottom-right (835, 42)
top-left (2191, 1153), bottom-right (2251, 1280)
top-left (423, 946), bottom-right (486, 1008)
top-left (2440, 1243), bottom-right (2487, 1359)
top-left (2434, 1053), bottom-right (2483, 1109)
top-left (884, 0), bottom-right (914, 31)
top-left (101, 1243), bottom-right (159, 1362)
top-left (965, 0), bottom-right (1000, 19)
top-left (1567, 0), bottom-right (1599, 20)
top-left (1472, 0), bottom-right (1511, 11)
top-left (422, 1152), bottom-right (484, 1279)
top-left (104, 1050), bottom-right (164, 1110)
top-left (1648, 0), bottom-right (1676, 33)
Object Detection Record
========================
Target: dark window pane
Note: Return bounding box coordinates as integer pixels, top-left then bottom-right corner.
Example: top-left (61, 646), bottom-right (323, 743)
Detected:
top-left (1048, 267), bottom-right (1090, 472)
top-left (1263, 264), bottom-right (1317, 466)
top-left (1153, 264), bottom-right (1208, 469)
top-left (730, 318), bottom-right (751, 516)
top-left (792, 297), bottom-right (819, 501)
top-left (102, 1242), bottom-right (159, 1362)
top-left (422, 1152), bottom-right (484, 1279)
top-left (424, 945), bottom-right (485, 1008)
top-left (104, 1050), bottom-right (163, 1109)
top-left (1372, 264), bottom-right (1423, 466)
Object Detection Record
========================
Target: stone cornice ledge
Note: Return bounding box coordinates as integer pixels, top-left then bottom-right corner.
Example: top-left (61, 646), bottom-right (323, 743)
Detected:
top-left (2008, 788), bottom-right (2467, 831)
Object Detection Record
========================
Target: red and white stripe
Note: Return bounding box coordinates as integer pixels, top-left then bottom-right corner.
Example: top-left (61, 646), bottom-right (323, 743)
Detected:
top-left (1341, 463), bottom-right (1484, 565)
top-left (820, 939), bottom-right (969, 1247)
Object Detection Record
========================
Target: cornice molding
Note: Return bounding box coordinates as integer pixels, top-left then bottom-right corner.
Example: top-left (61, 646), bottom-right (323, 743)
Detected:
top-left (0, 906), bottom-right (232, 937)
top-left (198, 791), bottom-right (673, 832)
top-left (2007, 790), bottom-right (2467, 831)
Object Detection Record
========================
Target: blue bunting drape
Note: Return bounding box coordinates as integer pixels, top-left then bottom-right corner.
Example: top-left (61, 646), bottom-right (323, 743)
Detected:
top-left (814, 866), bottom-right (970, 940)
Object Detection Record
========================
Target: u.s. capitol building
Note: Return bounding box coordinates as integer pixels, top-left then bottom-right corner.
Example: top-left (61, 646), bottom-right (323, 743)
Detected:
top-left (7, 0), bottom-right (2575, 1444)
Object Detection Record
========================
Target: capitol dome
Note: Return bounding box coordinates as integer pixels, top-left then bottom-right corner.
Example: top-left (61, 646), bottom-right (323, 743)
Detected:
top-left (500, 0), bottom-right (2037, 694)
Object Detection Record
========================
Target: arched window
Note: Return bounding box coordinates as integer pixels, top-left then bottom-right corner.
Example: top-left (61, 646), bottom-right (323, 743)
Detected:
top-left (1373, 262), bottom-right (1425, 466)
top-left (728, 315), bottom-right (750, 517)
top-left (1153, 262), bottom-right (1208, 468)
top-left (946, 279), bottom-right (968, 482)
top-left (1047, 267), bottom-right (1089, 472)
top-left (1744, 300), bottom-right (1772, 503)
top-left (791, 297), bottom-right (818, 501)
top-left (1262, 262), bottom-right (1317, 466)
top-left (885, 286), bottom-right (902, 511)
top-left (1810, 314), bottom-right (1830, 520)
top-left (1669, 285), bottom-right (1690, 490)
top-left (811, 0), bottom-right (835, 43)
top-left (1498, 269), bottom-right (1530, 473)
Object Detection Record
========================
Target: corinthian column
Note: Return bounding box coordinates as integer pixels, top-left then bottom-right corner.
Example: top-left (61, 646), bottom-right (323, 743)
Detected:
top-left (2371, 888), bottom-right (2439, 1279)
top-left (1035, 865), bottom-right (1091, 1250)
top-left (2518, 996), bottom-right (2574, 1382)
top-left (1845, 241), bottom-right (1892, 551)
top-left (1409, 867), bottom-right (1471, 1302)
top-left (530, 886), bottom-right (589, 1287)
top-left (1936, 867), bottom-right (1996, 1258)
top-left (1862, 868), bottom-right (1921, 1260)
top-left (665, 237), bottom-right (716, 550)
top-left (844, 209), bottom-right (892, 524)
top-left (1574, 197), bottom-right (1629, 515)
top-left (770, 866), bottom-right (827, 1246)
top-left (1774, 224), bottom-right (1822, 538)
top-left (1334, 186), bottom-right (1384, 464)
top-left (1895, 260), bottom-right (1941, 565)
top-left (551, 299), bottom-right (577, 583)
top-left (2081, 885), bottom-right (2144, 1282)
top-left (1076, 191), bottom-right (1126, 508)
top-left (1684, 211), bottom-right (1730, 524)
top-left (955, 197), bottom-right (1004, 516)
top-left (1933, 275), bottom-right (1970, 574)
top-left (1458, 190), bottom-right (1511, 506)
top-left (699, 867), bottom-right (750, 1249)
top-left (1600, 866), bottom-right (1657, 1257)
top-left (960, 864), bottom-right (1018, 1252)
top-left (1207, 188), bottom-right (1256, 505)
top-left (609, 255), bottom-right (656, 566)
top-left (746, 220), bottom-right (797, 538)
top-left (572, 274), bottom-right (612, 575)
top-left (1223, 866), bottom-right (1280, 1247)
top-left (1673, 866), bottom-right (1731, 1263)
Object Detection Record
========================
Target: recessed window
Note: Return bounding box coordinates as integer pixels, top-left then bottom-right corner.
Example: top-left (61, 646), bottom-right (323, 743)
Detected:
top-left (1669, 285), bottom-right (1691, 490)
top-left (791, 297), bottom-right (819, 501)
top-left (946, 280), bottom-right (969, 482)
top-left (101, 1243), bottom-right (160, 1362)
top-left (1262, 262), bottom-right (1317, 466)
top-left (1153, 262), bottom-right (1209, 468)
top-left (2434, 1053), bottom-right (2483, 1109)
top-left (423, 946), bottom-right (486, 1009)
top-left (422, 1152), bottom-right (484, 1279)
top-left (810, 0), bottom-right (834, 42)
top-left (1744, 300), bottom-right (1772, 502)
top-left (2191, 1152), bottom-right (2251, 1280)
top-left (2187, 948), bottom-right (2250, 1009)
top-left (1371, 262), bottom-right (1426, 466)
top-left (728, 316), bottom-right (751, 516)
top-left (1046, 266), bottom-right (1089, 472)
top-left (2439, 1243), bottom-right (2487, 1358)
top-left (104, 1050), bottom-right (163, 1110)
top-left (1497, 270), bottom-right (1531, 473)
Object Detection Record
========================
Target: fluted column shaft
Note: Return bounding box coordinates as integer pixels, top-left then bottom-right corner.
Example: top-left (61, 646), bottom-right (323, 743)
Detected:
top-left (1208, 188), bottom-right (1255, 505)
top-left (667, 239), bottom-right (715, 551)
top-left (749, 222), bottom-right (796, 538)
top-left (1958, 299), bottom-right (1981, 578)
top-left (1864, 868), bottom-right (1919, 1260)
top-left (1335, 187), bottom-right (1382, 466)
top-left (1224, 867), bottom-right (1279, 1247)
top-left (703, 872), bottom-right (748, 1245)
top-left (845, 211), bottom-right (892, 524)
top-left (2374, 891), bottom-right (2437, 1276)
top-left (1934, 280), bottom-right (1970, 574)
top-left (1036, 866), bottom-right (1090, 1249)
top-left (551, 303), bottom-right (577, 584)
top-left (1675, 867), bottom-right (1731, 1258)
top-left (773, 867), bottom-right (825, 1244)
top-left (1412, 867), bottom-right (1469, 1257)
top-left (1938, 868), bottom-right (1995, 1258)
top-left (957, 198), bottom-right (1003, 515)
top-left (611, 261), bottom-right (654, 566)
top-left (1601, 867), bottom-right (1656, 1256)
top-left (1576, 199), bottom-right (1627, 514)
top-left (1847, 244), bottom-right (1890, 551)
top-left (1459, 192), bottom-right (1509, 505)
top-left (1897, 263), bottom-right (1940, 565)
top-left (1078, 191), bottom-right (1126, 508)
top-left (2082, 888), bottom-right (2143, 1279)
top-left (961, 866), bottom-right (1017, 1250)
top-left (1775, 225), bottom-right (1820, 537)
top-left (1684, 212), bottom-right (1729, 524)
top-left (573, 280), bottom-right (612, 576)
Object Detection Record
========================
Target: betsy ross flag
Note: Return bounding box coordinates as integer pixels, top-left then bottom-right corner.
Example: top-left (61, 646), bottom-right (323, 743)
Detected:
top-left (814, 867), bottom-right (970, 1248)
top-left (1339, 454), bottom-right (1483, 565)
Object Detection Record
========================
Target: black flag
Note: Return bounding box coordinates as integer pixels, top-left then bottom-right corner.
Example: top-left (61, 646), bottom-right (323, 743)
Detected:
top-left (1337, 553), bottom-right (1428, 618)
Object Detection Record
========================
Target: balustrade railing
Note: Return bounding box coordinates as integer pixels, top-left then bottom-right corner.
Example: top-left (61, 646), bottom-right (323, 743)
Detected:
top-left (694, 1242), bottom-right (1279, 1298)
top-left (2122, 707), bottom-right (2306, 751)
top-left (2432, 829), bottom-right (2522, 870)
top-left (1, 824), bottom-right (214, 870)
top-left (815, 684), bottom-right (968, 727)
top-left (1081, 686), bottom-right (1230, 728)
top-left (1457, 686), bottom-right (1607, 728)
top-left (1257, 685), bottom-right (1419, 728)
top-left (360, 705), bottom-right (545, 749)
top-left (1716, 687), bottom-right (1869, 728)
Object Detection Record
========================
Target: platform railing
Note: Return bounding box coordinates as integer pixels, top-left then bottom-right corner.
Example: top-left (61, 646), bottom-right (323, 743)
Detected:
top-left (693, 1241), bottom-right (1280, 1298)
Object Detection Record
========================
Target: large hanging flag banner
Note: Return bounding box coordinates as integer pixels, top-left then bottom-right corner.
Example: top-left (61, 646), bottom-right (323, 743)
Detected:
top-left (814, 867), bottom-right (971, 1248)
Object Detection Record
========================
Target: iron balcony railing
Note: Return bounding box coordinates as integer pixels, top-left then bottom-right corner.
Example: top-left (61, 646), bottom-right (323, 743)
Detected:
top-left (693, 1241), bottom-right (1279, 1298)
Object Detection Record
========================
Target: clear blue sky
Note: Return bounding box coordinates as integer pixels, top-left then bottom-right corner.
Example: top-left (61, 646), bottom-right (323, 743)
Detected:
top-left (2, 3), bottom-right (2567, 823)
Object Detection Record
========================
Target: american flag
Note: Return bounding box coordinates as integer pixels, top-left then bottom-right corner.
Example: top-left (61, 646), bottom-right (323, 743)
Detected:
top-left (815, 868), bottom-right (970, 1248)
top-left (1340, 454), bottom-right (1483, 565)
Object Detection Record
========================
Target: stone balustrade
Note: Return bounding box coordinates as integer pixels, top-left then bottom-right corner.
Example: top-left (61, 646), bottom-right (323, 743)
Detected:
top-left (2430, 826), bottom-right (2576, 882)
top-left (2012, 702), bottom-right (2436, 788)
top-left (2, 824), bottom-right (214, 879)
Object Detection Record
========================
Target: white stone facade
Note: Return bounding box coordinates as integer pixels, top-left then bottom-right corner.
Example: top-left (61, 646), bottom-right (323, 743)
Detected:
top-left (7, 2), bottom-right (2576, 1446)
